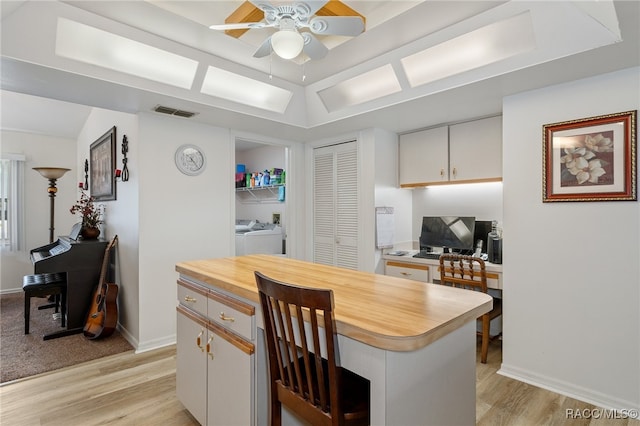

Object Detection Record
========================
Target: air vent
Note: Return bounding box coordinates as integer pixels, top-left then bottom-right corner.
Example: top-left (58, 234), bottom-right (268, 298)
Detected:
top-left (153, 105), bottom-right (198, 118)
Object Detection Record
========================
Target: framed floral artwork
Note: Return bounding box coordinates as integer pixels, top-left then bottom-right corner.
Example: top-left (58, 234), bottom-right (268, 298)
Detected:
top-left (543, 110), bottom-right (636, 202)
top-left (90, 126), bottom-right (117, 201)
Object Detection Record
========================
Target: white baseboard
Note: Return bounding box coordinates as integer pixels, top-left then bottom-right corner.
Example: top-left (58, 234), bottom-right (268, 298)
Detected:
top-left (134, 334), bottom-right (176, 354)
top-left (116, 323), bottom-right (175, 354)
top-left (498, 363), bottom-right (639, 413)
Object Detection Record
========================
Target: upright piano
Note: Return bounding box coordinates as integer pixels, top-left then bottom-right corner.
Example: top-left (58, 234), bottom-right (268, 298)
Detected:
top-left (30, 236), bottom-right (108, 337)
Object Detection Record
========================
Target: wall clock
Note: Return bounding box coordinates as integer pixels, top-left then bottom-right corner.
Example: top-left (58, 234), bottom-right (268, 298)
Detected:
top-left (175, 144), bottom-right (206, 176)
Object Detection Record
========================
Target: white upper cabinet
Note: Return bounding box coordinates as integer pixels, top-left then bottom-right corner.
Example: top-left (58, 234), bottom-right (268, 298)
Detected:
top-left (399, 116), bottom-right (502, 187)
top-left (399, 126), bottom-right (449, 186)
top-left (449, 116), bottom-right (502, 182)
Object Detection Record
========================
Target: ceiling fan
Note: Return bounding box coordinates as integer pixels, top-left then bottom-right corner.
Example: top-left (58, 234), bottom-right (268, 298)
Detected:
top-left (209, 1), bottom-right (365, 60)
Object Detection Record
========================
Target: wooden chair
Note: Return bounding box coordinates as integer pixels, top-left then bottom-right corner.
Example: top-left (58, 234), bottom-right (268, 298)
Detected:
top-left (438, 254), bottom-right (502, 363)
top-left (255, 271), bottom-right (370, 426)
top-left (23, 272), bottom-right (67, 334)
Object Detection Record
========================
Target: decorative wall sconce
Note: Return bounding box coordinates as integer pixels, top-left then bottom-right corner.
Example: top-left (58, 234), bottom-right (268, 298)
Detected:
top-left (121, 135), bottom-right (129, 182)
top-left (83, 159), bottom-right (89, 190)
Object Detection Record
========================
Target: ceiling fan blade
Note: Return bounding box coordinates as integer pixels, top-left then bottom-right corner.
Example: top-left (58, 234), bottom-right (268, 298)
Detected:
top-left (253, 36), bottom-right (273, 58)
top-left (293, 1), bottom-right (329, 19)
top-left (308, 16), bottom-right (364, 36)
top-left (302, 33), bottom-right (328, 60)
top-left (209, 22), bottom-right (268, 30)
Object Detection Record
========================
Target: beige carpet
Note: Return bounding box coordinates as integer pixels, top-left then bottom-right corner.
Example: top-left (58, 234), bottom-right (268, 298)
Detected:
top-left (0, 292), bottom-right (134, 383)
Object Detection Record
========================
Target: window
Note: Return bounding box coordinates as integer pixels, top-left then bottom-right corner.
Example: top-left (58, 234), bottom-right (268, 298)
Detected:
top-left (0, 155), bottom-right (26, 251)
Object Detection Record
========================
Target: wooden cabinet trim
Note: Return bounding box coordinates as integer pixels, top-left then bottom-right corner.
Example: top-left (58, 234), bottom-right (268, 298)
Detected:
top-left (177, 304), bottom-right (208, 328)
top-left (209, 289), bottom-right (255, 317)
top-left (400, 177), bottom-right (502, 188)
top-left (207, 319), bottom-right (255, 355)
top-left (386, 261), bottom-right (429, 271)
top-left (178, 278), bottom-right (209, 297)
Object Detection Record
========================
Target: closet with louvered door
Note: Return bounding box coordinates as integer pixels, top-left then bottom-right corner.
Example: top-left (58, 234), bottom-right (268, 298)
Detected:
top-left (313, 141), bottom-right (359, 270)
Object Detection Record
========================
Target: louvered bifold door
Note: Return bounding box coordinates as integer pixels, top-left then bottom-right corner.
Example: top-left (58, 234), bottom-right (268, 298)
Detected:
top-left (313, 141), bottom-right (358, 270)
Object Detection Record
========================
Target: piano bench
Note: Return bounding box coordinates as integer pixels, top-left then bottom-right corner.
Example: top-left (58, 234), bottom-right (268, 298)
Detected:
top-left (23, 273), bottom-right (67, 335)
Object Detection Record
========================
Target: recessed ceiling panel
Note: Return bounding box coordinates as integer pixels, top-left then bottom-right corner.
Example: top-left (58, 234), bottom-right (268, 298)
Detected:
top-left (201, 66), bottom-right (293, 113)
top-left (401, 12), bottom-right (536, 88)
top-left (317, 64), bottom-right (401, 112)
top-left (55, 18), bottom-right (198, 89)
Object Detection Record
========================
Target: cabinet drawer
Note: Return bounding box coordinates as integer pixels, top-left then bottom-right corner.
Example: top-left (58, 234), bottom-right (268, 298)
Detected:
top-left (208, 289), bottom-right (255, 341)
top-left (385, 261), bottom-right (430, 282)
top-left (177, 278), bottom-right (208, 317)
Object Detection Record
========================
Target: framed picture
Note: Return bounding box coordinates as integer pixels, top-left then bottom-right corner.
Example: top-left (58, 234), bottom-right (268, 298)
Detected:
top-left (90, 126), bottom-right (117, 201)
top-left (543, 110), bottom-right (637, 202)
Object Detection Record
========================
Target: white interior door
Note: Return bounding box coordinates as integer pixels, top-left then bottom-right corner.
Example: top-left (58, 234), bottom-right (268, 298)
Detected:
top-left (313, 141), bottom-right (358, 270)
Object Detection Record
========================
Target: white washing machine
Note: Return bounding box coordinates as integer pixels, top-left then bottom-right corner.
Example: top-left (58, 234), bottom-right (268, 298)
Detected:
top-left (235, 222), bottom-right (283, 256)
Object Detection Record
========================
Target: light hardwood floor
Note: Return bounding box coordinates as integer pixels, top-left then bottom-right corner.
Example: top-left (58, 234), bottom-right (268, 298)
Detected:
top-left (1, 341), bottom-right (638, 425)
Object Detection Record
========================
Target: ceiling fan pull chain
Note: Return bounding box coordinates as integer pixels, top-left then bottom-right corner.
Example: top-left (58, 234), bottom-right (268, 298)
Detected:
top-left (302, 59), bottom-right (306, 82)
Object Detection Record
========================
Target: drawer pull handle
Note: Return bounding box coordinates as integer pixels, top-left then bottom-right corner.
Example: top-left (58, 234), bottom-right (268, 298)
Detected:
top-left (196, 329), bottom-right (204, 352)
top-left (206, 336), bottom-right (214, 360)
top-left (219, 312), bottom-right (235, 322)
top-left (401, 272), bottom-right (412, 276)
top-left (184, 296), bottom-right (197, 303)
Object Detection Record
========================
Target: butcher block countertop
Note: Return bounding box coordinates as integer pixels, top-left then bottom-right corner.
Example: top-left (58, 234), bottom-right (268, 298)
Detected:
top-left (176, 254), bottom-right (492, 352)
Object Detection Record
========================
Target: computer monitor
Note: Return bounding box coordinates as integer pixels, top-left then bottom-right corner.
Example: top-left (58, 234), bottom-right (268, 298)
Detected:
top-left (419, 216), bottom-right (476, 253)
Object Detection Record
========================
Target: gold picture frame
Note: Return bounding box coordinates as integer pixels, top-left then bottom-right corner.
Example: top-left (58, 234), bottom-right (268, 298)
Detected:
top-left (543, 110), bottom-right (636, 202)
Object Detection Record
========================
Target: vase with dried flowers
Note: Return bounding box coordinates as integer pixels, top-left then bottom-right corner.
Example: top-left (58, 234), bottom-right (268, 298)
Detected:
top-left (70, 189), bottom-right (102, 239)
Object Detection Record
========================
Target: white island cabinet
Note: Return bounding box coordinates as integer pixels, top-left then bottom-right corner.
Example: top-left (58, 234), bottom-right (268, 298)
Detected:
top-left (176, 255), bottom-right (492, 425)
top-left (176, 278), bottom-right (255, 426)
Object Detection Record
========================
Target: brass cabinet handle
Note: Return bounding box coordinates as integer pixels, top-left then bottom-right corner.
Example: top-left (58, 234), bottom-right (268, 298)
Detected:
top-left (440, 168), bottom-right (445, 177)
top-left (196, 329), bottom-right (204, 351)
top-left (452, 167), bottom-right (457, 178)
top-left (206, 335), bottom-right (214, 360)
top-left (184, 296), bottom-right (197, 303)
top-left (219, 312), bottom-right (235, 322)
top-left (401, 272), bottom-right (412, 277)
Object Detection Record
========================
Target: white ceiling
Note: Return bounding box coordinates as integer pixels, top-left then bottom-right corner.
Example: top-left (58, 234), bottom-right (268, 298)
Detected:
top-left (1, 1), bottom-right (639, 143)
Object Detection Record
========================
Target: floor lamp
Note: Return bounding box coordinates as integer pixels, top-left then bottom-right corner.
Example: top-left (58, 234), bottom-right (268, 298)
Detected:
top-left (33, 167), bottom-right (70, 243)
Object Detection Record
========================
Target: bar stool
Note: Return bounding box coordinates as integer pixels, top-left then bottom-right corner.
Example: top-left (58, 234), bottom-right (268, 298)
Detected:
top-left (23, 273), bottom-right (67, 334)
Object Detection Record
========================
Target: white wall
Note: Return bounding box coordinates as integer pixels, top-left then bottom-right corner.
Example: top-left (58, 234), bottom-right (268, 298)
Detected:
top-left (137, 113), bottom-right (234, 351)
top-left (371, 128), bottom-right (413, 273)
top-left (500, 66), bottom-right (639, 410)
top-left (1, 131), bottom-right (76, 292)
top-left (76, 108), bottom-right (140, 343)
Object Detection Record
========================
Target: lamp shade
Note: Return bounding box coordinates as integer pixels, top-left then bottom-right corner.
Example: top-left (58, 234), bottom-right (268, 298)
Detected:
top-left (271, 30), bottom-right (304, 59)
top-left (33, 167), bottom-right (71, 180)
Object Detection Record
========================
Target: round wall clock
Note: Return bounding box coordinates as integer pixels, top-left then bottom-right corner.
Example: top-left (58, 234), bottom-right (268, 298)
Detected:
top-left (175, 144), bottom-right (206, 176)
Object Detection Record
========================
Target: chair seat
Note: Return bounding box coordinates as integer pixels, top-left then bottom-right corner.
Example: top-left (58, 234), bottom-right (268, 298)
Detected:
top-left (23, 273), bottom-right (66, 290)
top-left (23, 273), bottom-right (67, 335)
top-left (280, 354), bottom-right (369, 424)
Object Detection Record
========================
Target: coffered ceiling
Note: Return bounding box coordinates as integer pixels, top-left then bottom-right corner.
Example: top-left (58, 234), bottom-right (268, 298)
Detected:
top-left (1, 1), bottom-right (638, 142)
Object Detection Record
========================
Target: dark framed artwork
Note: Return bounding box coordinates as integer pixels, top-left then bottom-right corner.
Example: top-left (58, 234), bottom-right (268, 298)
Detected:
top-left (90, 126), bottom-right (117, 201)
top-left (543, 110), bottom-right (637, 202)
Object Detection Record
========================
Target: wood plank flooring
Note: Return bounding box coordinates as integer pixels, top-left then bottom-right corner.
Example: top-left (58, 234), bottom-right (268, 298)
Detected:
top-left (1, 341), bottom-right (638, 425)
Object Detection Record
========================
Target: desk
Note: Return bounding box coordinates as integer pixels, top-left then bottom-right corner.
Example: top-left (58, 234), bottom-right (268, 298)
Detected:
top-left (176, 255), bottom-right (492, 425)
top-left (383, 251), bottom-right (503, 290)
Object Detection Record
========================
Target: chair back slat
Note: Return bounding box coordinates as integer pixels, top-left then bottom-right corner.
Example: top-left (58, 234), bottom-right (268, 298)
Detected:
top-left (256, 271), bottom-right (339, 424)
top-left (439, 254), bottom-right (488, 293)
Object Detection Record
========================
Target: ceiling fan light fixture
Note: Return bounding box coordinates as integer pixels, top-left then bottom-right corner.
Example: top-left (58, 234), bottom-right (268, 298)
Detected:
top-left (271, 29), bottom-right (304, 59)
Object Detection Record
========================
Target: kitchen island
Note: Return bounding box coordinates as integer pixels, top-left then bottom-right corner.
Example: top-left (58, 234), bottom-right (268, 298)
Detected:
top-left (175, 254), bottom-right (492, 425)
